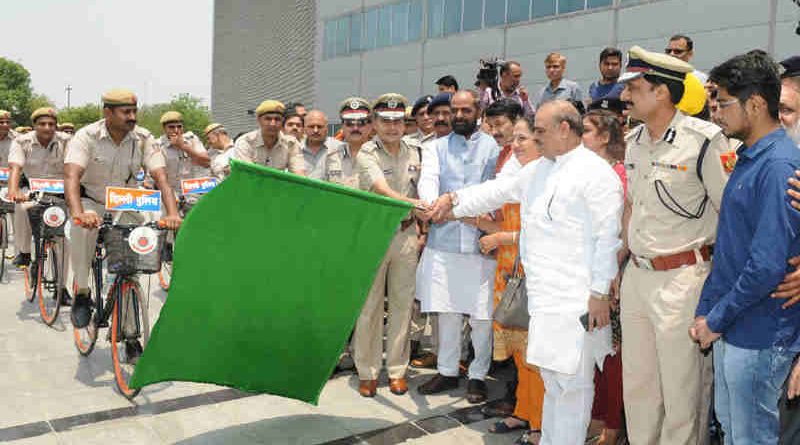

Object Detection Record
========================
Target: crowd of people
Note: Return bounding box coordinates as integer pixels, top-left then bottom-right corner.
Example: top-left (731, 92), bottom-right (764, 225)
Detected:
top-left (2, 32), bottom-right (800, 445)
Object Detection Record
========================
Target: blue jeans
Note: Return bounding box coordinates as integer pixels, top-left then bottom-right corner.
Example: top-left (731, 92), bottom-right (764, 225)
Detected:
top-left (714, 340), bottom-right (795, 444)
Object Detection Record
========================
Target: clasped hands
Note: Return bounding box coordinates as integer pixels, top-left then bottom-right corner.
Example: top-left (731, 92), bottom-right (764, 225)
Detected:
top-left (689, 317), bottom-right (721, 350)
top-left (416, 193), bottom-right (456, 224)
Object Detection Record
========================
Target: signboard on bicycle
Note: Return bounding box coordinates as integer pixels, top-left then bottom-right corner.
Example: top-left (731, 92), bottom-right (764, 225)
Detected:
top-left (0, 167), bottom-right (9, 182)
top-left (29, 178), bottom-right (65, 194)
top-left (105, 187), bottom-right (162, 212)
top-left (181, 177), bottom-right (218, 195)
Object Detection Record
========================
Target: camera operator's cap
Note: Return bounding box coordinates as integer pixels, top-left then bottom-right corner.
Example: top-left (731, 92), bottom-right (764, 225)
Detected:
top-left (428, 92), bottom-right (453, 111)
top-left (31, 107), bottom-right (57, 123)
top-left (780, 56), bottom-right (800, 78)
top-left (372, 93), bottom-right (408, 120)
top-left (588, 97), bottom-right (626, 115)
top-left (0, 110), bottom-right (10, 120)
top-left (411, 95), bottom-right (434, 117)
top-left (204, 122), bottom-right (224, 136)
top-left (619, 45), bottom-right (693, 83)
top-left (339, 97), bottom-right (371, 120)
top-left (255, 100), bottom-right (285, 117)
top-left (159, 111), bottom-right (183, 125)
top-left (102, 88), bottom-right (138, 106)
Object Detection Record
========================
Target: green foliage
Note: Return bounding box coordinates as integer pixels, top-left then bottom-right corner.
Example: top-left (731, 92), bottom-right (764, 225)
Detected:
top-left (0, 58), bottom-right (33, 125)
top-left (57, 104), bottom-right (102, 129)
top-left (136, 94), bottom-right (211, 142)
top-left (28, 93), bottom-right (54, 112)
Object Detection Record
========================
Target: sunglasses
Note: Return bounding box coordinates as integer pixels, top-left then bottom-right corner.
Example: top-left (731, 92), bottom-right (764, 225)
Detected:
top-left (343, 119), bottom-right (370, 127)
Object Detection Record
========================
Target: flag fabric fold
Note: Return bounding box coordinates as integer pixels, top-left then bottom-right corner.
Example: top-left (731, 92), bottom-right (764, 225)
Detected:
top-left (130, 159), bottom-right (411, 404)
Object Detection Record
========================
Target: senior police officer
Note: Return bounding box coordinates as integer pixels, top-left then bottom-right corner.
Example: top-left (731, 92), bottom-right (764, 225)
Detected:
top-left (353, 93), bottom-right (426, 397)
top-left (325, 97), bottom-right (372, 188)
top-left (158, 111), bottom-right (211, 206)
top-left (618, 46), bottom-right (730, 444)
top-left (204, 123), bottom-right (235, 179)
top-left (8, 108), bottom-right (71, 274)
top-left (65, 89), bottom-right (182, 348)
top-left (302, 110), bottom-right (342, 180)
top-left (233, 100), bottom-right (305, 175)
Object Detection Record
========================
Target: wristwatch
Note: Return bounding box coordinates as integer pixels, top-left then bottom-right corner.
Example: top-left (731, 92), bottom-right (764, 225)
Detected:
top-left (590, 291), bottom-right (610, 301)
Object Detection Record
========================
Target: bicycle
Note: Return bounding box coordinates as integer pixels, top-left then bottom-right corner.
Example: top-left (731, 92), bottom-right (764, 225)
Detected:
top-left (72, 213), bottom-right (167, 399)
top-left (25, 191), bottom-right (69, 325)
top-left (0, 187), bottom-right (15, 283)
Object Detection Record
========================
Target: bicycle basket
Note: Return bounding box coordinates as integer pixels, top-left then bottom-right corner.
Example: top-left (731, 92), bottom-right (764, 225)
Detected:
top-left (28, 199), bottom-right (68, 238)
top-left (105, 225), bottom-right (165, 275)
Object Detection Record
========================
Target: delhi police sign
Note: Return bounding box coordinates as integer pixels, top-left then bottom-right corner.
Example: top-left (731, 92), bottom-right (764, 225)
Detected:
top-left (105, 187), bottom-right (161, 212)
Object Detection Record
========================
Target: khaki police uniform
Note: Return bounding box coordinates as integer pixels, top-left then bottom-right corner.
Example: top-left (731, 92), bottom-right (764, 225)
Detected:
top-left (232, 131), bottom-right (303, 173)
top-left (65, 119), bottom-right (166, 292)
top-left (9, 130), bottom-right (71, 258)
top-left (353, 127), bottom-right (422, 381)
top-left (158, 132), bottom-right (209, 201)
top-left (0, 131), bottom-right (16, 166)
top-left (324, 143), bottom-right (358, 188)
top-left (621, 111), bottom-right (730, 444)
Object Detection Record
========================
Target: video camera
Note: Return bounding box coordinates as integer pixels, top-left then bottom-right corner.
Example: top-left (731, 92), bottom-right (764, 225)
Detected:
top-left (476, 57), bottom-right (506, 102)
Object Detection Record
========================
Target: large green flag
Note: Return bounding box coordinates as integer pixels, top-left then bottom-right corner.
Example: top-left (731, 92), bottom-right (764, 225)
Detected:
top-left (130, 160), bottom-right (411, 404)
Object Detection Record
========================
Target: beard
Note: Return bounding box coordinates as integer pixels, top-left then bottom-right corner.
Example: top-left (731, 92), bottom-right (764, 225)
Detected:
top-left (787, 121), bottom-right (800, 146)
top-left (452, 119), bottom-right (477, 136)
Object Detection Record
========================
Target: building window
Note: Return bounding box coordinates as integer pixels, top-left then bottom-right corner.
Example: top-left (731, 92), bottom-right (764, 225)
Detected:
top-left (409, 0), bottom-right (423, 40)
top-left (558, 0), bottom-right (585, 14)
top-left (350, 13), bottom-right (362, 52)
top-left (324, 20), bottom-right (337, 59)
top-left (364, 8), bottom-right (378, 50)
top-left (532, 0), bottom-right (556, 17)
top-left (392, 2), bottom-right (409, 44)
top-left (377, 6), bottom-right (392, 47)
top-left (507, 0), bottom-right (531, 23)
top-left (484, 0), bottom-right (506, 27)
top-left (587, 0), bottom-right (612, 7)
top-left (443, 0), bottom-right (463, 35)
top-left (428, 0), bottom-right (444, 38)
top-left (335, 16), bottom-right (350, 56)
top-left (462, 0), bottom-right (483, 31)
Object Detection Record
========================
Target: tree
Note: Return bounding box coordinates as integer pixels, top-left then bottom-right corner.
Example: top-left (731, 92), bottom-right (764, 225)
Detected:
top-left (57, 104), bottom-right (102, 129)
top-left (136, 94), bottom-right (211, 142)
top-left (27, 93), bottom-right (54, 112)
top-left (0, 58), bottom-right (33, 125)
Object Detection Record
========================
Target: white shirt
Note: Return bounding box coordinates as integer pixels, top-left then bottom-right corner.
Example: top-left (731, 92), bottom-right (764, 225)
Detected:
top-left (453, 145), bottom-right (623, 374)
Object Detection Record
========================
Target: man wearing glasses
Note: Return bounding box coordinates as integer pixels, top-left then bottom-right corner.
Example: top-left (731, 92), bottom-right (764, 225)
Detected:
top-left (324, 97), bottom-right (372, 188)
top-left (666, 34), bottom-right (708, 84)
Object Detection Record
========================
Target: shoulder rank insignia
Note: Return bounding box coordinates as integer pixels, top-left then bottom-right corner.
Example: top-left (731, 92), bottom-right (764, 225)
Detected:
top-left (720, 151), bottom-right (737, 173)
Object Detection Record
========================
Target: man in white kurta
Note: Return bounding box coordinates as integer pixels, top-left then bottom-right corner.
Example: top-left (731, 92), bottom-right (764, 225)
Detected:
top-left (416, 91), bottom-right (499, 403)
top-left (433, 101), bottom-right (623, 444)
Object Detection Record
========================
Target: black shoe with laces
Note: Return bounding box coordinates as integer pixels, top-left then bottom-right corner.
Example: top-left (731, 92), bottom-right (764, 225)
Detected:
top-left (13, 253), bottom-right (31, 268)
top-left (70, 292), bottom-right (92, 328)
top-left (417, 373), bottom-right (459, 395)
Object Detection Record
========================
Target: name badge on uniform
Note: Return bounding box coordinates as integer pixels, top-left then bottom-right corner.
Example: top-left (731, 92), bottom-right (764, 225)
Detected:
top-left (181, 177), bottom-right (218, 195)
top-left (29, 178), bottom-right (65, 194)
top-left (383, 168), bottom-right (393, 175)
top-left (105, 186), bottom-right (162, 212)
top-left (0, 167), bottom-right (9, 182)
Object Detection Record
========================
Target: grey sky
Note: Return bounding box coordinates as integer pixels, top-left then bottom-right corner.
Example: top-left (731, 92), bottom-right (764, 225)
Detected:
top-left (1, 0), bottom-right (213, 109)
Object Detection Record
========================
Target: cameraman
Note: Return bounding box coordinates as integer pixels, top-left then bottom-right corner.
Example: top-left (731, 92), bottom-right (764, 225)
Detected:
top-left (478, 60), bottom-right (534, 117)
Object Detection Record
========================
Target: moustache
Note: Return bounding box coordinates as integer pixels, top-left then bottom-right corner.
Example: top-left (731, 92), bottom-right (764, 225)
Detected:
top-left (126, 120), bottom-right (137, 125)
top-left (350, 130), bottom-right (362, 136)
top-left (434, 120), bottom-right (449, 127)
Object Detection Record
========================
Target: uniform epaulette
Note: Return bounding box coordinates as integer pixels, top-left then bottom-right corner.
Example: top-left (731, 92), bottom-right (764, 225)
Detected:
top-left (681, 116), bottom-right (723, 140)
top-left (133, 125), bottom-right (152, 139)
top-left (625, 124), bottom-right (646, 143)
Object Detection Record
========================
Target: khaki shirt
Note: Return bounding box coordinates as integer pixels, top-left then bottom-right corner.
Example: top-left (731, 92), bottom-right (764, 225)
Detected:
top-left (625, 111), bottom-right (731, 257)
top-left (0, 130), bottom-right (18, 167)
top-left (324, 143), bottom-right (358, 188)
top-left (232, 129), bottom-right (303, 173)
top-left (356, 137), bottom-right (421, 200)
top-left (157, 132), bottom-right (209, 192)
top-left (8, 131), bottom-right (70, 179)
top-left (64, 119), bottom-right (166, 204)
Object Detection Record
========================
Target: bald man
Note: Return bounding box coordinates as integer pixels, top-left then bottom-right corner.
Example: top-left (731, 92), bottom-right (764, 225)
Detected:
top-left (302, 110), bottom-right (343, 180)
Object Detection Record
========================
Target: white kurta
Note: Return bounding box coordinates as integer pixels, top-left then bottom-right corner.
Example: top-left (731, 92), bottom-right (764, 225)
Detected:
top-left (416, 248), bottom-right (496, 319)
top-left (453, 145), bottom-right (623, 375)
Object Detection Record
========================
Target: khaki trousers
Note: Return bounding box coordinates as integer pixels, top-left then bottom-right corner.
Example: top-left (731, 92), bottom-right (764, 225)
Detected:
top-left (621, 260), bottom-right (713, 445)
top-left (14, 202), bottom-right (33, 254)
top-left (353, 225), bottom-right (419, 380)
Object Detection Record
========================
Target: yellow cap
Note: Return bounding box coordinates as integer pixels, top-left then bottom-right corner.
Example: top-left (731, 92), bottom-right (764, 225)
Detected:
top-left (160, 111), bottom-right (183, 125)
top-left (59, 122), bottom-right (75, 130)
top-left (0, 110), bottom-right (10, 120)
top-left (15, 126), bottom-right (31, 133)
top-left (372, 93), bottom-right (409, 120)
top-left (101, 88), bottom-right (138, 106)
top-left (620, 45), bottom-right (694, 83)
top-left (31, 107), bottom-right (57, 123)
top-left (255, 100), bottom-right (285, 117)
top-left (204, 123), bottom-right (224, 135)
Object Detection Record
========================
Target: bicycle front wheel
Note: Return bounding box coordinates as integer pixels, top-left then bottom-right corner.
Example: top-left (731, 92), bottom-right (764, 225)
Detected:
top-left (0, 215), bottom-right (7, 282)
top-left (73, 265), bottom-right (99, 356)
top-left (110, 278), bottom-right (149, 399)
top-left (37, 240), bottom-right (61, 326)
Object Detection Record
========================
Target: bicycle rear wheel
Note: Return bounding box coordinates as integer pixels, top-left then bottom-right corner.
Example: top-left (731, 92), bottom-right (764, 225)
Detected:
top-left (38, 240), bottom-right (62, 326)
top-left (0, 215), bottom-right (7, 282)
top-left (23, 254), bottom-right (37, 302)
top-left (110, 278), bottom-right (149, 399)
top-left (72, 265), bottom-right (100, 356)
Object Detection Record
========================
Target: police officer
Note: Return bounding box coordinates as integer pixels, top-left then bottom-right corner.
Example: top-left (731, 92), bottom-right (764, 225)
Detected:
top-left (0, 110), bottom-right (16, 165)
top-left (618, 46), bottom-right (730, 444)
top-left (353, 93), bottom-right (425, 397)
top-left (65, 89), bottom-right (181, 353)
top-left (157, 111), bottom-right (211, 208)
top-left (59, 123), bottom-right (76, 135)
top-left (325, 97), bottom-right (372, 188)
top-left (8, 108), bottom-right (70, 273)
top-left (405, 95), bottom-right (434, 145)
top-left (232, 100), bottom-right (305, 175)
top-left (204, 123), bottom-right (234, 179)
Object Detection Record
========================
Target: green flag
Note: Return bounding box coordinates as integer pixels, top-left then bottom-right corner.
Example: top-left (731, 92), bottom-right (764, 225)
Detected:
top-left (130, 160), bottom-right (411, 404)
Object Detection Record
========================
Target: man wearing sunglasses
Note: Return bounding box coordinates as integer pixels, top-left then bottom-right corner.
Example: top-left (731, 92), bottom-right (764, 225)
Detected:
top-left (324, 97), bottom-right (372, 188)
top-left (666, 34), bottom-right (708, 84)
top-left (158, 111), bottom-right (211, 203)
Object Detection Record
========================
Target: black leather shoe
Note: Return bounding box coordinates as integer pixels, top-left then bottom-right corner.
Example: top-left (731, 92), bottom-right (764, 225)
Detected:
top-left (70, 292), bottom-right (92, 328)
top-left (13, 253), bottom-right (31, 267)
top-left (466, 379), bottom-right (488, 404)
top-left (417, 373), bottom-right (459, 395)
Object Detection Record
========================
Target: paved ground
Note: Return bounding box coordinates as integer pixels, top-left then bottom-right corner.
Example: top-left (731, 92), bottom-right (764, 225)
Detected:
top-left (0, 257), bottom-right (527, 445)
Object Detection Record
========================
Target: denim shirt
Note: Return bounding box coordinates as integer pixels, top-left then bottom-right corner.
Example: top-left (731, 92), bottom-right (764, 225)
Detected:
top-left (696, 128), bottom-right (800, 351)
top-left (425, 132), bottom-right (499, 254)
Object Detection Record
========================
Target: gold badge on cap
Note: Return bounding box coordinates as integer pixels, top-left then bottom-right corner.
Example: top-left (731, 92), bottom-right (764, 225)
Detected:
top-left (387, 99), bottom-right (398, 109)
top-left (349, 100), bottom-right (360, 110)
